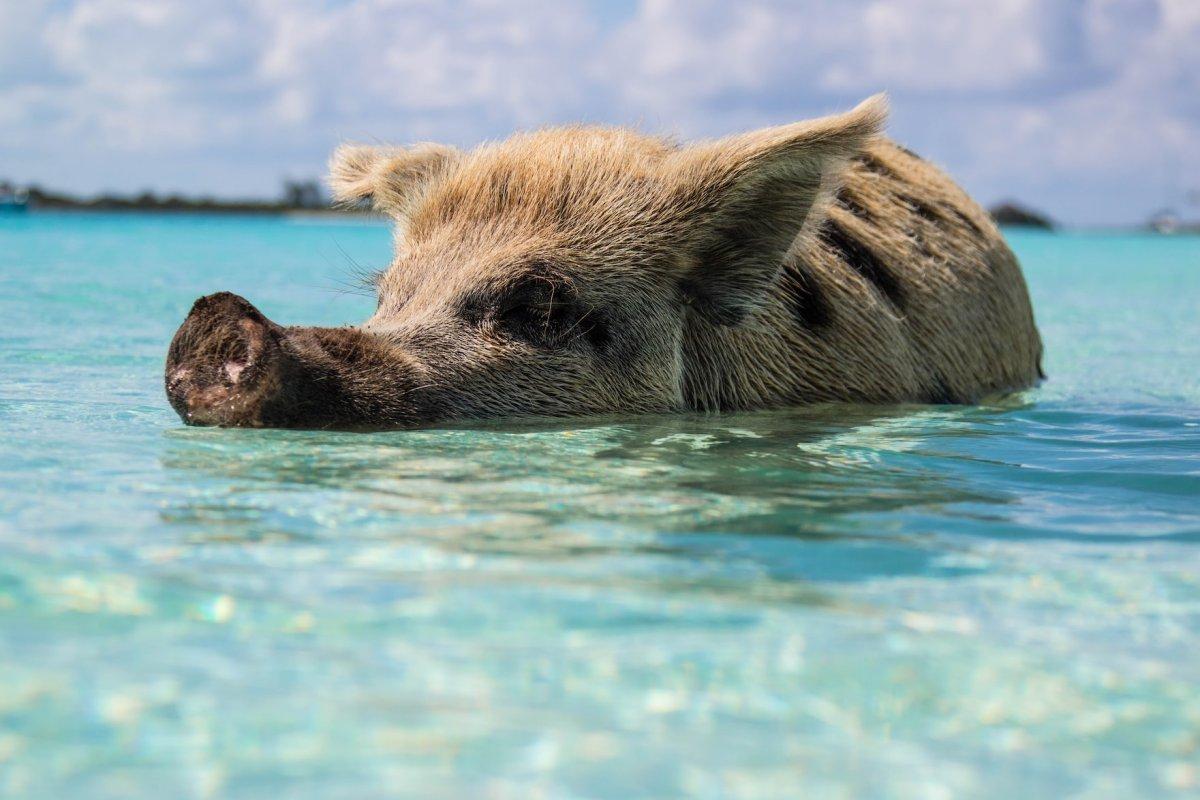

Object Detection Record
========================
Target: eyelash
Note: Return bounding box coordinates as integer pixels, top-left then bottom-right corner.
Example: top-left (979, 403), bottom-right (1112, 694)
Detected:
top-left (484, 277), bottom-right (609, 350)
top-left (496, 283), bottom-right (576, 343)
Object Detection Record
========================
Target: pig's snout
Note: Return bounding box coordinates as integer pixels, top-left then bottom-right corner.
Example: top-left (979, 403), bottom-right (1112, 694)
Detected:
top-left (165, 292), bottom-right (285, 427)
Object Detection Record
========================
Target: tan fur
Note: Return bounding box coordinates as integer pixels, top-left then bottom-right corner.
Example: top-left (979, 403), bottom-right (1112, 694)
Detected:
top-left (165, 96), bottom-right (1042, 429)
top-left (328, 95), bottom-right (1039, 417)
top-left (680, 139), bottom-right (1043, 409)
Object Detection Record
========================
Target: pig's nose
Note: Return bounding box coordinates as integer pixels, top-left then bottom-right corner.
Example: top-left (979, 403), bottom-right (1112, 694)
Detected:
top-left (165, 292), bottom-right (283, 426)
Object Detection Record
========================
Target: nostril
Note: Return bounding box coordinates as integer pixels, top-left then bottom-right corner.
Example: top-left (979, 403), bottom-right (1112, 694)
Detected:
top-left (214, 317), bottom-right (270, 385)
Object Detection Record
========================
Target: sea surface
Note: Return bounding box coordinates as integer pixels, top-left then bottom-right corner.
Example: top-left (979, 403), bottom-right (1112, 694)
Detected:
top-left (1, 212), bottom-right (1198, 799)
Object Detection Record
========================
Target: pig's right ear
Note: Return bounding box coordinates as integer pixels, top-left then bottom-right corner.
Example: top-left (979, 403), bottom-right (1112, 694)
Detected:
top-left (327, 143), bottom-right (459, 216)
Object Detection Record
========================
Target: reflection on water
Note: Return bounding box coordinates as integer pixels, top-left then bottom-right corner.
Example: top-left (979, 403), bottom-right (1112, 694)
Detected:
top-left (157, 405), bottom-right (1018, 588)
top-left (3, 216), bottom-right (1199, 798)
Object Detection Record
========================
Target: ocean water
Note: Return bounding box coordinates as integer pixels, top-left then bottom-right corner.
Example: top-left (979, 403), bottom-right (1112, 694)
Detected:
top-left (1, 211), bottom-right (1198, 799)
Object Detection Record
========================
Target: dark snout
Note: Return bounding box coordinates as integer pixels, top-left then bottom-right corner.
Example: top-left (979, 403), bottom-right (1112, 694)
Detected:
top-left (166, 292), bottom-right (428, 429)
top-left (165, 292), bottom-right (290, 427)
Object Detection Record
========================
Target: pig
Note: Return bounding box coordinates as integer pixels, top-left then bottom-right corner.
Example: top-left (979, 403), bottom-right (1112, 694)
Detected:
top-left (165, 95), bottom-right (1043, 429)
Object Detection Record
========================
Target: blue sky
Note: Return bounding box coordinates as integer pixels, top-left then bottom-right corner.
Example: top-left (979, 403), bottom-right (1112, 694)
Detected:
top-left (2, 0), bottom-right (1197, 225)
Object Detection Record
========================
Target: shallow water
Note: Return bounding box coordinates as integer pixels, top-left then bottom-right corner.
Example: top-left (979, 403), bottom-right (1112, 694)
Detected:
top-left (1, 212), bottom-right (1198, 798)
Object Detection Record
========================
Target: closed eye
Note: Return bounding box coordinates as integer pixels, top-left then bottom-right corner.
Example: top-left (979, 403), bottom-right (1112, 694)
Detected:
top-left (458, 268), bottom-right (609, 350)
top-left (495, 275), bottom-right (578, 345)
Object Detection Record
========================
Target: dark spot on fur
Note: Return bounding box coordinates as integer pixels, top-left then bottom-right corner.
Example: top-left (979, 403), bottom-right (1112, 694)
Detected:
top-left (582, 308), bottom-right (612, 351)
top-left (898, 194), bottom-right (942, 224)
top-left (780, 260), bottom-right (831, 330)
top-left (855, 153), bottom-right (894, 179)
top-left (951, 208), bottom-right (983, 235)
top-left (820, 218), bottom-right (906, 310)
top-left (834, 187), bottom-right (870, 219)
top-left (897, 145), bottom-right (924, 161)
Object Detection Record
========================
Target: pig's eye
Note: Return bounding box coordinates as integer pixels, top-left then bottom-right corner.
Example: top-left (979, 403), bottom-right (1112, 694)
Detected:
top-left (497, 292), bottom-right (576, 346)
top-left (491, 276), bottom-right (584, 348)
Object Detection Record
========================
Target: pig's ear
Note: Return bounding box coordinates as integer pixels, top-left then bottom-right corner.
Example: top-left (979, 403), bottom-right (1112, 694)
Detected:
top-left (669, 94), bottom-right (887, 326)
top-left (327, 143), bottom-right (459, 216)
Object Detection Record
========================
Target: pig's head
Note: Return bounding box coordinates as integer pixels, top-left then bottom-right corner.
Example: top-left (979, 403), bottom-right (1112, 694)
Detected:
top-left (165, 95), bottom-right (885, 429)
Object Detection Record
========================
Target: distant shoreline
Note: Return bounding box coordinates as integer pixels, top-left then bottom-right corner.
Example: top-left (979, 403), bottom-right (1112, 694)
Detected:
top-left (3, 189), bottom-right (1196, 234)
top-left (0, 180), bottom-right (375, 218)
top-left (16, 204), bottom-right (376, 218)
top-left (9, 196), bottom-right (371, 216)
top-left (9, 208), bottom-right (1197, 235)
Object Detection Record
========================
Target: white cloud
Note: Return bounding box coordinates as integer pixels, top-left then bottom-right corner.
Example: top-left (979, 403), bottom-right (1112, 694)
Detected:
top-left (251, 0), bottom-right (600, 137)
top-left (604, 0), bottom-right (1200, 222)
top-left (0, 0), bottom-right (1196, 223)
top-left (46, 0), bottom-right (266, 82)
top-left (2, 0), bottom-right (598, 152)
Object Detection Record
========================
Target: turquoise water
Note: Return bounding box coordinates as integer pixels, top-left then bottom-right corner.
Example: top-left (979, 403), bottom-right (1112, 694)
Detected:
top-left (1, 212), bottom-right (1198, 798)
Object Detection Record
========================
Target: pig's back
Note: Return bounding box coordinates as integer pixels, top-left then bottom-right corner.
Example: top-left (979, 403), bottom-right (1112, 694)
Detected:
top-left (803, 139), bottom-right (1043, 402)
top-left (681, 139), bottom-right (1043, 410)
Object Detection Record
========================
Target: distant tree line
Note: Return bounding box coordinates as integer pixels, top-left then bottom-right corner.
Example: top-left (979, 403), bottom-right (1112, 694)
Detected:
top-left (3, 178), bottom-right (366, 214)
top-left (9, 177), bottom-right (1194, 232)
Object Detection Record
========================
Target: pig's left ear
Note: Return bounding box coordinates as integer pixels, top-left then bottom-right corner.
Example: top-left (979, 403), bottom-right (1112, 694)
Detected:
top-left (669, 94), bottom-right (887, 325)
top-left (327, 143), bottom-right (459, 217)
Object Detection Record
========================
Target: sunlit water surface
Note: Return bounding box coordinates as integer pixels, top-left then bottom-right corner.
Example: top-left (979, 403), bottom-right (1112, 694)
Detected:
top-left (1, 212), bottom-right (1198, 798)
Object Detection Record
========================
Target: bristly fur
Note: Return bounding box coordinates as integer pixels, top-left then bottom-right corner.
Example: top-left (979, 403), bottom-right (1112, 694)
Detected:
top-left (167, 95), bottom-right (1042, 428)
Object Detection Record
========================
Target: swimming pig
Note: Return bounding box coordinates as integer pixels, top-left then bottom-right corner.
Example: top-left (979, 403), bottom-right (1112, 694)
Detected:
top-left (165, 95), bottom-right (1042, 429)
